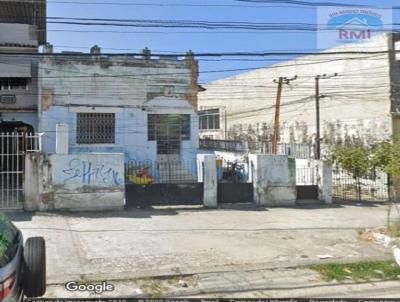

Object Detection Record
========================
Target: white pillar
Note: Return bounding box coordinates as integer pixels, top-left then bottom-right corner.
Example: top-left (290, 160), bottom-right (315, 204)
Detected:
top-left (249, 154), bottom-right (297, 207)
top-left (318, 161), bottom-right (333, 204)
top-left (203, 154), bottom-right (218, 208)
top-left (56, 123), bottom-right (69, 154)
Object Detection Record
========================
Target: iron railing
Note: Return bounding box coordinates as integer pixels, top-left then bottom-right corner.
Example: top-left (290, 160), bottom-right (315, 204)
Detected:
top-left (296, 166), bottom-right (317, 185)
top-left (200, 139), bottom-right (248, 153)
top-left (125, 159), bottom-right (199, 185)
top-left (0, 132), bottom-right (42, 209)
top-left (257, 142), bottom-right (313, 159)
top-left (332, 166), bottom-right (389, 203)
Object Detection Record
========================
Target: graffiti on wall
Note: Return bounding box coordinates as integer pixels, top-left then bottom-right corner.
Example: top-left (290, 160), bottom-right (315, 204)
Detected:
top-left (62, 158), bottom-right (123, 186)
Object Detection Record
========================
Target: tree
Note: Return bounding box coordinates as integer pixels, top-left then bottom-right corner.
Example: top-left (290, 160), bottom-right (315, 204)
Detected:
top-left (330, 146), bottom-right (373, 201)
top-left (371, 142), bottom-right (400, 178)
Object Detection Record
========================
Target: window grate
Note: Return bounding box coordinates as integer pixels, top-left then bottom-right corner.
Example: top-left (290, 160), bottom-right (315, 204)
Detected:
top-left (77, 113), bottom-right (115, 144)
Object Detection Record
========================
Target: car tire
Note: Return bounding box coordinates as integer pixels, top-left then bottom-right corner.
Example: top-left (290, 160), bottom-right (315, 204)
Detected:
top-left (22, 237), bottom-right (46, 297)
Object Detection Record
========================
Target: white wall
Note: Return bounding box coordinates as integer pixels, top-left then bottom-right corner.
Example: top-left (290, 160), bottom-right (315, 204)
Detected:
top-left (199, 34), bottom-right (392, 152)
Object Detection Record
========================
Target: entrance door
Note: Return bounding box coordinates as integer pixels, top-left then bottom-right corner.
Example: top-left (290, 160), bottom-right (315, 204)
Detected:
top-left (157, 122), bottom-right (181, 163)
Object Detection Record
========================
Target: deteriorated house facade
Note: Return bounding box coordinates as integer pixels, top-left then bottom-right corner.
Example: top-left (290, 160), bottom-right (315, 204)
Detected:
top-left (38, 47), bottom-right (201, 165)
top-left (199, 34), bottom-right (400, 156)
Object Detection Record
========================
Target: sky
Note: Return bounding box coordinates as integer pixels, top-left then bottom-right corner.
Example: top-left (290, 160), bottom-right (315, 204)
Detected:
top-left (47, 0), bottom-right (400, 83)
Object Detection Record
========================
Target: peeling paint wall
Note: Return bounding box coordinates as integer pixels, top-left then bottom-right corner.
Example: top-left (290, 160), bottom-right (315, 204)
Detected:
top-left (39, 55), bottom-right (197, 108)
top-left (199, 34), bottom-right (393, 155)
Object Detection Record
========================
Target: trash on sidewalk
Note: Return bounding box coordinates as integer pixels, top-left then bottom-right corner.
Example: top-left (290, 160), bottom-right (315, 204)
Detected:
top-left (178, 280), bottom-right (188, 288)
top-left (317, 254), bottom-right (334, 260)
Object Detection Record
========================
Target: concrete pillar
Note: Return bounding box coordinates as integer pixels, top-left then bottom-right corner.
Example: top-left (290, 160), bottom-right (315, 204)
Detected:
top-left (24, 153), bottom-right (40, 211)
top-left (203, 154), bottom-right (218, 208)
top-left (317, 161), bottom-right (333, 204)
top-left (56, 123), bottom-right (69, 154)
top-left (249, 154), bottom-right (296, 207)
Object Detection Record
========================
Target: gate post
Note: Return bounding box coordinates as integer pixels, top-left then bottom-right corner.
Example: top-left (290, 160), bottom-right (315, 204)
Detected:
top-left (24, 152), bottom-right (40, 211)
top-left (317, 160), bottom-right (333, 204)
top-left (203, 154), bottom-right (218, 208)
top-left (249, 154), bottom-right (296, 206)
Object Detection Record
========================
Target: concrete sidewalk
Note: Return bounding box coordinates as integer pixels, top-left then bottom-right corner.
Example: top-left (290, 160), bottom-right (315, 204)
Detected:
top-left (9, 203), bottom-right (397, 296)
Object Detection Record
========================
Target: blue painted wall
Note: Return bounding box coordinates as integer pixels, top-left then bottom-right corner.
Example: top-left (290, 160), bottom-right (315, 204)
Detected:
top-left (40, 106), bottom-right (199, 164)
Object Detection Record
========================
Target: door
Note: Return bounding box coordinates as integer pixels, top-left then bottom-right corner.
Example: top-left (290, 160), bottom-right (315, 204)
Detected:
top-left (156, 122), bottom-right (181, 163)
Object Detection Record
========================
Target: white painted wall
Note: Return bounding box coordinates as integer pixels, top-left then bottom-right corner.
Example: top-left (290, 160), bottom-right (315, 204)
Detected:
top-left (199, 34), bottom-right (393, 152)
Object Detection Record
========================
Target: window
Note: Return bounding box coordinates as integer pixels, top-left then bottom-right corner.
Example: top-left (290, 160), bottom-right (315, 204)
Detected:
top-left (199, 109), bottom-right (220, 130)
top-left (77, 113), bottom-right (115, 144)
top-left (148, 114), bottom-right (191, 141)
top-left (0, 78), bottom-right (29, 91)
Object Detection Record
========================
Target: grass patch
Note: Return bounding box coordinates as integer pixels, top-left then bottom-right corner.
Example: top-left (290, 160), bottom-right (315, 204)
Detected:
top-left (308, 260), bottom-right (400, 282)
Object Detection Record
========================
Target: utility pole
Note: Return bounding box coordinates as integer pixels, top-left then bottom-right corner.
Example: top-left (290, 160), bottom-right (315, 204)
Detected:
top-left (314, 73), bottom-right (338, 159)
top-left (272, 76), bottom-right (297, 154)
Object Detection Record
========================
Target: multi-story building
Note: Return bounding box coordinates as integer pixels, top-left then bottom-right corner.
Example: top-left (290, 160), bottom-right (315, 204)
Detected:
top-left (0, 0), bottom-right (46, 133)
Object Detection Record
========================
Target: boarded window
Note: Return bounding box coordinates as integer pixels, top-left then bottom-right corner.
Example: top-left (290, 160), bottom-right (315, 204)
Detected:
top-left (77, 113), bottom-right (115, 144)
top-left (199, 109), bottom-right (220, 130)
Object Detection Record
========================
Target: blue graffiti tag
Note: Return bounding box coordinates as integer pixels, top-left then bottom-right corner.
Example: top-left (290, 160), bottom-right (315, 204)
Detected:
top-left (62, 158), bottom-right (123, 186)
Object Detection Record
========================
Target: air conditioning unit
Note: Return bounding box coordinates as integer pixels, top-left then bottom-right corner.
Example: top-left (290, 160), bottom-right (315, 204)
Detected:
top-left (0, 95), bottom-right (16, 104)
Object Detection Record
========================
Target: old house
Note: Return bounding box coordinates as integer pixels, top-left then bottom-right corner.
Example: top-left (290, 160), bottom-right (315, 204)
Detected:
top-left (0, 0), bottom-right (46, 133)
top-left (198, 33), bottom-right (400, 157)
top-left (38, 47), bottom-right (201, 167)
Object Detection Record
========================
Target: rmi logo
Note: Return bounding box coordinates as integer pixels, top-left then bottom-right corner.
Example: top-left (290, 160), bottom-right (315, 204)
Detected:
top-left (318, 7), bottom-right (391, 49)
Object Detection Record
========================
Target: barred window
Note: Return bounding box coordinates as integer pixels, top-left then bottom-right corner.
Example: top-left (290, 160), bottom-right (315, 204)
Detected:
top-left (148, 114), bottom-right (191, 141)
top-left (77, 113), bottom-right (115, 144)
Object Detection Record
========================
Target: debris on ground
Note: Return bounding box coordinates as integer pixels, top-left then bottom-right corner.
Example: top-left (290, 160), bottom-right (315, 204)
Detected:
top-left (360, 228), bottom-right (392, 248)
top-left (178, 280), bottom-right (188, 288)
top-left (317, 254), bottom-right (334, 260)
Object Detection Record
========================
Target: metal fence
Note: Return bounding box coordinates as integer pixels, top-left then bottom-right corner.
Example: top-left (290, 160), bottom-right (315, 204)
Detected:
top-left (296, 166), bottom-right (317, 185)
top-left (200, 139), bottom-right (248, 153)
top-left (0, 132), bottom-right (42, 210)
top-left (125, 159), bottom-right (199, 184)
top-left (332, 166), bottom-right (389, 203)
top-left (258, 142), bottom-right (313, 159)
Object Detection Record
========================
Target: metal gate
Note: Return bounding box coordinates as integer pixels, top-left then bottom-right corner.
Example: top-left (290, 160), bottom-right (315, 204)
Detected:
top-left (217, 158), bottom-right (253, 204)
top-left (0, 133), bottom-right (41, 210)
top-left (125, 159), bottom-right (203, 207)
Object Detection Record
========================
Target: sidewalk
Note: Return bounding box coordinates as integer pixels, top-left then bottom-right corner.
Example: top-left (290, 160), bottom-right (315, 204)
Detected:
top-left (10, 203), bottom-right (397, 297)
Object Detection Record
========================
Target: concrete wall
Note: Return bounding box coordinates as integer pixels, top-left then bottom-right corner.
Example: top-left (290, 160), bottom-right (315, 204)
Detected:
top-left (25, 152), bottom-right (125, 211)
top-left (199, 34), bottom-right (393, 155)
top-left (249, 154), bottom-right (297, 206)
top-left (38, 55), bottom-right (197, 108)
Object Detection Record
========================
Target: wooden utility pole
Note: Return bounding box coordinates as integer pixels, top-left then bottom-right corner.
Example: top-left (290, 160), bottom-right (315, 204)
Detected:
top-left (314, 73), bottom-right (338, 159)
top-left (272, 76), bottom-right (297, 154)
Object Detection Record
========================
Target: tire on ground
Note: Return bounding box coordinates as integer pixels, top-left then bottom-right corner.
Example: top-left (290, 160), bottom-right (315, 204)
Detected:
top-left (22, 237), bottom-right (46, 297)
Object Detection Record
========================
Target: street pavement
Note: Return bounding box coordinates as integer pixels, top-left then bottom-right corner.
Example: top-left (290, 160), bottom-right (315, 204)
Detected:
top-left (9, 203), bottom-right (399, 297)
